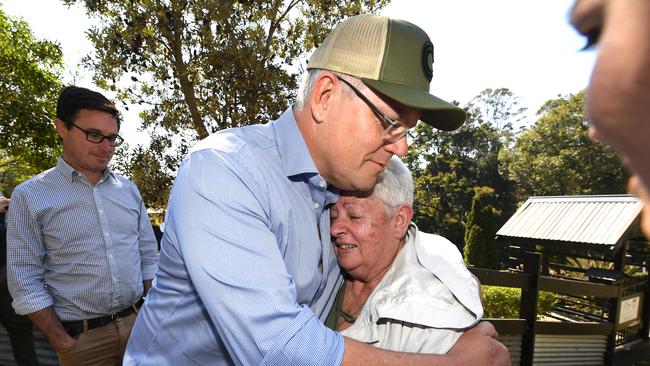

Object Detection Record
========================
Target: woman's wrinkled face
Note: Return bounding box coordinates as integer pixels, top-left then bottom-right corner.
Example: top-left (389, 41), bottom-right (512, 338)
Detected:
top-left (330, 194), bottom-right (402, 282)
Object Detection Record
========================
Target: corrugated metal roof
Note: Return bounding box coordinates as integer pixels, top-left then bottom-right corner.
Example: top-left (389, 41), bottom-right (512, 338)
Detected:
top-left (498, 334), bottom-right (607, 366)
top-left (496, 195), bottom-right (643, 245)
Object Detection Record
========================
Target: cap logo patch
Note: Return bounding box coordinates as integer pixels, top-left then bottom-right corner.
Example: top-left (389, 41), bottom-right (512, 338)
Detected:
top-left (421, 41), bottom-right (434, 82)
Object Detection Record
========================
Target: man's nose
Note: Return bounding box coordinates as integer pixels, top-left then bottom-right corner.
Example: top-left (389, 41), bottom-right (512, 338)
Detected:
top-left (384, 136), bottom-right (408, 157)
top-left (100, 138), bottom-right (116, 150)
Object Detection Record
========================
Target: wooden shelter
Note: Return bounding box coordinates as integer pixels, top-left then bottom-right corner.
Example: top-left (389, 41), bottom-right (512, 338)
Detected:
top-left (490, 194), bottom-right (650, 365)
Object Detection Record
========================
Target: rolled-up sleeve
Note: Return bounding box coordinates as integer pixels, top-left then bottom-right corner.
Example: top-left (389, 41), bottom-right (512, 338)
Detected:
top-left (172, 149), bottom-right (344, 365)
top-left (6, 188), bottom-right (53, 315)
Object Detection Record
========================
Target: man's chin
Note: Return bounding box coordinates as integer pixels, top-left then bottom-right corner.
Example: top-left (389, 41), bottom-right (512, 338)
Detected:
top-left (330, 171), bottom-right (379, 192)
top-left (88, 163), bottom-right (110, 174)
top-left (349, 178), bottom-right (379, 192)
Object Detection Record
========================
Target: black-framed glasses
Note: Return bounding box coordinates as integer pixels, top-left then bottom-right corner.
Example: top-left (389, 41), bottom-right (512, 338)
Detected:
top-left (337, 77), bottom-right (415, 142)
top-left (71, 123), bottom-right (124, 147)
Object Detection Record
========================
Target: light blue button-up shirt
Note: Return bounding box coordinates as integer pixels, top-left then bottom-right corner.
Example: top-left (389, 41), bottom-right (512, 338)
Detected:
top-left (7, 158), bottom-right (158, 320)
top-left (125, 108), bottom-right (344, 365)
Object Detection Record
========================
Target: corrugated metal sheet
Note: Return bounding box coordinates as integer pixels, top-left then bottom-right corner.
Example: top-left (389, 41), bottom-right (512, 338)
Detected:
top-left (0, 325), bottom-right (58, 365)
top-left (533, 334), bottom-right (607, 366)
top-left (499, 334), bottom-right (607, 366)
top-left (497, 195), bottom-right (643, 245)
top-left (498, 334), bottom-right (522, 365)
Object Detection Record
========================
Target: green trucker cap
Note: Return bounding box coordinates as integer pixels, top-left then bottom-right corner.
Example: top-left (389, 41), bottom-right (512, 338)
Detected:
top-left (307, 14), bottom-right (466, 131)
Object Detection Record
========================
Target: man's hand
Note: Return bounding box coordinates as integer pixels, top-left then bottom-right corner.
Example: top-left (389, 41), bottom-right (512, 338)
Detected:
top-left (51, 333), bottom-right (77, 354)
top-left (447, 321), bottom-right (510, 366)
top-left (27, 307), bottom-right (77, 354)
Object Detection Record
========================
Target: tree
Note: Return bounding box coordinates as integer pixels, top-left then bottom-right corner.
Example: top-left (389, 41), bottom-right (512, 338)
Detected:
top-left (467, 88), bottom-right (526, 133)
top-left (504, 91), bottom-right (628, 200)
top-left (404, 88), bottom-right (521, 249)
top-left (464, 186), bottom-right (500, 269)
top-left (112, 139), bottom-right (178, 212)
top-left (0, 8), bottom-right (64, 192)
top-left (64, 0), bottom-right (390, 210)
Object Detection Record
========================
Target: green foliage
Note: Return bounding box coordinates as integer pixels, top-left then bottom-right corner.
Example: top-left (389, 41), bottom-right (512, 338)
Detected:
top-left (0, 150), bottom-right (37, 196)
top-left (112, 138), bottom-right (178, 211)
top-left (64, 0), bottom-right (389, 209)
top-left (406, 88), bottom-right (629, 256)
top-left (504, 91), bottom-right (628, 201)
top-left (0, 8), bottom-right (64, 191)
top-left (464, 186), bottom-right (501, 269)
top-left (482, 286), bottom-right (558, 319)
top-left (404, 88), bottom-right (520, 249)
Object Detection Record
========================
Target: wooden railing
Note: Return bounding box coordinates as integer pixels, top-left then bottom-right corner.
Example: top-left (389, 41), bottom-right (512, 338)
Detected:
top-left (469, 251), bottom-right (649, 366)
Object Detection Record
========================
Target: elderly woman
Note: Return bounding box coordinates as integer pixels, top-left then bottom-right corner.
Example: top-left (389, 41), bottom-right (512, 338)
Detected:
top-left (325, 157), bottom-right (483, 354)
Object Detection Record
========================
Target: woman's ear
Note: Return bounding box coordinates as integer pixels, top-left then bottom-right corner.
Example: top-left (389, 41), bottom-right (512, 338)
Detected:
top-left (393, 204), bottom-right (414, 238)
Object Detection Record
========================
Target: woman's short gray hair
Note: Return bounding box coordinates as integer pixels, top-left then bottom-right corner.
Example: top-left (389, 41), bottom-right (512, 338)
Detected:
top-left (373, 156), bottom-right (414, 213)
top-left (294, 69), bottom-right (360, 110)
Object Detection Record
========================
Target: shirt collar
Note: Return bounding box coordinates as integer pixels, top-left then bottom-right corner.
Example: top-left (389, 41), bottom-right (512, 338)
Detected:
top-left (56, 157), bottom-right (115, 184)
top-left (273, 107), bottom-right (319, 178)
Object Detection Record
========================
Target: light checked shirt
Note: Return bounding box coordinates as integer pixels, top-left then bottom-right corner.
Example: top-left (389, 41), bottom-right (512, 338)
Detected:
top-left (124, 108), bottom-right (344, 365)
top-left (7, 158), bottom-right (158, 320)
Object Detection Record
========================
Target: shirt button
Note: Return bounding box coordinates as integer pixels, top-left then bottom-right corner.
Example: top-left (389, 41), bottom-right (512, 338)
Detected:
top-left (319, 181), bottom-right (326, 188)
top-left (105, 232), bottom-right (109, 236)
top-left (313, 202), bottom-right (320, 209)
top-left (99, 209), bottom-right (104, 214)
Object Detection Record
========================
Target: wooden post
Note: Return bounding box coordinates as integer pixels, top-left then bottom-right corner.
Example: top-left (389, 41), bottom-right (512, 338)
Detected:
top-left (637, 252), bottom-right (650, 348)
top-left (613, 240), bottom-right (627, 271)
top-left (519, 251), bottom-right (542, 366)
top-left (605, 282), bottom-right (623, 365)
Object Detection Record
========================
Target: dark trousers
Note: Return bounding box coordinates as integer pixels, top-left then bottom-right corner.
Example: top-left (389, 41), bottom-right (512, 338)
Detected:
top-left (1, 269), bottom-right (39, 366)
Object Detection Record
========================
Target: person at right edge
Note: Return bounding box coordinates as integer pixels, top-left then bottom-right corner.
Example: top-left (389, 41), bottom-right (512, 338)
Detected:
top-left (125, 14), bottom-right (510, 366)
top-left (570, 0), bottom-right (650, 238)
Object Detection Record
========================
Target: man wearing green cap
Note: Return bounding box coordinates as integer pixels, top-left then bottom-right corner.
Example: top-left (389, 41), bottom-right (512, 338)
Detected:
top-left (125, 14), bottom-right (510, 365)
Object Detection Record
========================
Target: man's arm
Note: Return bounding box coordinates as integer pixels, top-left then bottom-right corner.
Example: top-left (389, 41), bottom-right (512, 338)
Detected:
top-left (134, 187), bottom-right (158, 286)
top-left (6, 189), bottom-right (75, 353)
top-left (341, 322), bottom-right (510, 366)
top-left (170, 150), bottom-right (344, 365)
top-left (6, 190), bottom-right (57, 311)
top-left (27, 306), bottom-right (75, 353)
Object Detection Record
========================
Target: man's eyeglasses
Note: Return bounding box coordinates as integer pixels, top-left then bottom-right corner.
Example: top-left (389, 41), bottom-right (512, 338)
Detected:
top-left (337, 77), bottom-right (415, 142)
top-left (71, 123), bottom-right (124, 147)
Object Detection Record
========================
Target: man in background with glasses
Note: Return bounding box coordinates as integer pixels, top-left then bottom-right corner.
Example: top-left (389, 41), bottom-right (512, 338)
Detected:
top-left (7, 86), bottom-right (158, 366)
top-left (126, 14), bottom-right (509, 366)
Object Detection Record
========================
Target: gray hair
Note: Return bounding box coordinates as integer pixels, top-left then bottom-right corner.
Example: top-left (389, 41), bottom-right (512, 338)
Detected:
top-left (293, 69), bottom-right (362, 111)
top-left (373, 156), bottom-right (414, 213)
